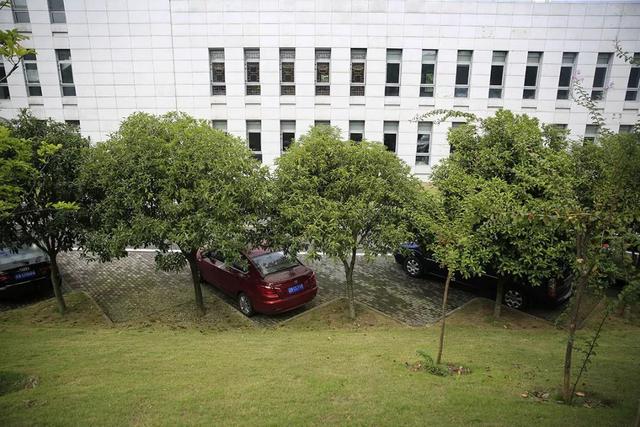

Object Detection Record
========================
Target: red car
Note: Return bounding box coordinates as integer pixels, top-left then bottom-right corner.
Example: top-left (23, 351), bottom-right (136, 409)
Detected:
top-left (196, 248), bottom-right (317, 316)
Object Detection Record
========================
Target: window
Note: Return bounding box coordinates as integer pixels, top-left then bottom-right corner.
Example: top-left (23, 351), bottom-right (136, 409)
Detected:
top-left (10, 0), bottom-right (30, 23)
top-left (625, 53), bottom-right (640, 101)
top-left (246, 121), bottom-right (261, 161)
top-left (350, 49), bottom-right (366, 96)
top-left (385, 49), bottom-right (402, 96)
top-left (280, 48), bottom-right (295, 96)
top-left (315, 49), bottom-right (330, 96)
top-left (22, 53), bottom-right (42, 96)
top-left (48, 0), bottom-right (66, 24)
top-left (209, 49), bottom-right (225, 96)
top-left (420, 50), bottom-right (437, 97)
top-left (523, 52), bottom-right (542, 99)
top-left (211, 120), bottom-right (227, 132)
top-left (314, 120), bottom-right (330, 127)
top-left (552, 124), bottom-right (568, 130)
top-left (281, 120), bottom-right (295, 152)
top-left (619, 125), bottom-right (634, 133)
top-left (244, 48), bottom-right (260, 96)
top-left (55, 49), bottom-right (76, 96)
top-left (383, 121), bottom-right (398, 152)
top-left (489, 51), bottom-right (507, 99)
top-left (557, 52), bottom-right (577, 100)
top-left (455, 50), bottom-right (472, 98)
top-left (65, 120), bottom-right (80, 129)
top-left (0, 64), bottom-right (10, 99)
top-left (416, 122), bottom-right (432, 166)
top-left (591, 53), bottom-right (612, 101)
top-left (349, 121), bottom-right (364, 142)
top-left (584, 125), bottom-right (599, 143)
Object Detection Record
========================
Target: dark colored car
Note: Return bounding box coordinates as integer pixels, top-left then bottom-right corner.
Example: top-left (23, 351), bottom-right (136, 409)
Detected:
top-left (197, 248), bottom-right (317, 316)
top-left (0, 246), bottom-right (51, 299)
top-left (394, 243), bottom-right (572, 310)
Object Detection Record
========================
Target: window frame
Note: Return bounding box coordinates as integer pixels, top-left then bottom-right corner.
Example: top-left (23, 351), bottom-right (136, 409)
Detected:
top-left (47, 0), bottom-right (66, 24)
top-left (10, 0), bottom-right (30, 24)
top-left (591, 52), bottom-right (612, 101)
top-left (625, 53), bottom-right (640, 102)
top-left (419, 49), bottom-right (437, 98)
top-left (489, 51), bottom-right (508, 99)
top-left (350, 48), bottom-right (366, 97)
top-left (385, 49), bottom-right (402, 97)
top-left (23, 53), bottom-right (42, 97)
top-left (211, 120), bottom-right (227, 132)
top-left (455, 50), bottom-right (473, 98)
top-left (279, 48), bottom-right (295, 96)
top-left (416, 122), bottom-right (432, 166)
top-left (348, 120), bottom-right (364, 142)
top-left (0, 63), bottom-right (10, 99)
top-left (280, 120), bottom-right (296, 152)
top-left (55, 49), bottom-right (76, 97)
top-left (315, 48), bottom-right (331, 96)
top-left (244, 48), bottom-right (260, 96)
top-left (246, 120), bottom-right (262, 162)
top-left (383, 121), bottom-right (399, 153)
top-left (209, 48), bottom-right (226, 96)
top-left (523, 51), bottom-right (542, 100)
top-left (557, 52), bottom-right (577, 100)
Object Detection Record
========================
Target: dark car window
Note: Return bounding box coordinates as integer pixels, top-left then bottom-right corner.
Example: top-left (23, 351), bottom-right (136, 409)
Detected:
top-left (251, 252), bottom-right (299, 276)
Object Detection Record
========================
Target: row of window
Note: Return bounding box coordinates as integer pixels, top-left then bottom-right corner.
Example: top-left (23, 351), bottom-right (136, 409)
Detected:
top-left (0, 49), bottom-right (76, 99)
top-left (10, 0), bottom-right (66, 24)
top-left (211, 120), bottom-right (636, 166)
top-left (209, 48), bottom-right (640, 102)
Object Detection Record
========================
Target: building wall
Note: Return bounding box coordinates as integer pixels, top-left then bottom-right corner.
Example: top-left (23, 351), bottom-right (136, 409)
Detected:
top-left (1, 0), bottom-right (639, 178)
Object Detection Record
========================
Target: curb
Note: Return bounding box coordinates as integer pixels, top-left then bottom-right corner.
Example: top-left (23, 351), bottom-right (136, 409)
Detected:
top-left (279, 297), bottom-right (343, 325)
top-left (355, 300), bottom-right (410, 327)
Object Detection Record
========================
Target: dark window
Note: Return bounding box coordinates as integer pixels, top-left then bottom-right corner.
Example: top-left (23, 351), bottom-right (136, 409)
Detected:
top-left (386, 63), bottom-right (400, 84)
top-left (524, 66), bottom-right (538, 87)
top-left (352, 63), bottom-right (365, 83)
top-left (557, 89), bottom-right (570, 100)
top-left (626, 68), bottom-right (639, 88)
top-left (455, 65), bottom-right (469, 85)
top-left (248, 132), bottom-right (261, 152)
top-left (281, 62), bottom-right (294, 83)
top-left (523, 89), bottom-right (536, 99)
top-left (212, 63), bottom-right (225, 83)
top-left (420, 87), bottom-right (434, 97)
top-left (11, 0), bottom-right (30, 23)
top-left (281, 85), bottom-right (295, 96)
top-left (383, 134), bottom-right (396, 152)
top-left (593, 67), bottom-right (607, 87)
top-left (385, 86), bottom-right (399, 96)
top-left (350, 86), bottom-right (364, 96)
top-left (421, 63), bottom-right (434, 85)
top-left (282, 132), bottom-right (295, 151)
top-left (246, 63), bottom-right (259, 82)
top-left (48, 0), bottom-right (66, 23)
top-left (316, 63), bottom-right (329, 83)
top-left (315, 85), bottom-right (330, 96)
top-left (350, 133), bottom-right (363, 142)
top-left (490, 65), bottom-right (504, 86)
top-left (0, 64), bottom-right (9, 99)
top-left (558, 67), bottom-right (572, 87)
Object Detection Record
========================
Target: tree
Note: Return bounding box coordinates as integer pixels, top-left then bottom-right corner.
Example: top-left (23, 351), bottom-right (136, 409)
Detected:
top-left (0, 1), bottom-right (35, 83)
top-left (421, 109), bottom-right (575, 318)
top-left (0, 111), bottom-right (90, 314)
top-left (409, 187), bottom-right (491, 364)
top-left (82, 112), bottom-right (267, 315)
top-left (270, 126), bottom-right (422, 319)
top-left (0, 125), bottom-right (34, 217)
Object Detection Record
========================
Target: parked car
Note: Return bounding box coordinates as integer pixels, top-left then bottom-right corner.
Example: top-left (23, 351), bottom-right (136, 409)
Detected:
top-left (0, 246), bottom-right (51, 299)
top-left (394, 243), bottom-right (572, 310)
top-left (197, 248), bottom-right (317, 316)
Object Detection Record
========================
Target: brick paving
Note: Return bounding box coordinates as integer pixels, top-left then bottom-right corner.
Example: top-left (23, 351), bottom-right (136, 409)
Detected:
top-left (55, 251), bottom-right (477, 326)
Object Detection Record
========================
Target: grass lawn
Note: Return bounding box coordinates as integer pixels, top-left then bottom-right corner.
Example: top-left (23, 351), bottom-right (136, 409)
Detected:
top-left (0, 294), bottom-right (639, 426)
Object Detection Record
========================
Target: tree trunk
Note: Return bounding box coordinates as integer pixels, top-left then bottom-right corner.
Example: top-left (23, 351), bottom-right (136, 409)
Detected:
top-left (437, 269), bottom-right (453, 365)
top-left (493, 276), bottom-right (506, 319)
top-left (186, 252), bottom-right (205, 315)
top-left (342, 247), bottom-right (358, 320)
top-left (49, 252), bottom-right (67, 315)
top-left (563, 230), bottom-right (589, 403)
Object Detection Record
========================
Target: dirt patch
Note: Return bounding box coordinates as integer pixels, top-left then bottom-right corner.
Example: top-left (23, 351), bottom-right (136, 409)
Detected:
top-left (0, 291), bottom-right (108, 327)
top-left (446, 298), bottom-right (553, 330)
top-left (282, 298), bottom-right (404, 330)
top-left (0, 372), bottom-right (38, 396)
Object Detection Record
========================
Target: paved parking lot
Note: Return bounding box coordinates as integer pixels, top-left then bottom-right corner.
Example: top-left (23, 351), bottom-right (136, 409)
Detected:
top-left (55, 251), bottom-right (476, 326)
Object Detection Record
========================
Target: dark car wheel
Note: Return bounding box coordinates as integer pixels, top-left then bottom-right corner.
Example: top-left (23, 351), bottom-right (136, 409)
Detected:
top-left (238, 293), bottom-right (255, 317)
top-left (503, 288), bottom-right (527, 310)
top-left (404, 256), bottom-right (423, 278)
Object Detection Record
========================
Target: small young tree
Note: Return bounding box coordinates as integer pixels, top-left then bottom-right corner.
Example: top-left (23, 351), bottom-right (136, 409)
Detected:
top-left (421, 109), bottom-right (575, 318)
top-left (83, 112), bottom-right (267, 315)
top-left (0, 111), bottom-right (90, 314)
top-left (271, 126), bottom-right (422, 319)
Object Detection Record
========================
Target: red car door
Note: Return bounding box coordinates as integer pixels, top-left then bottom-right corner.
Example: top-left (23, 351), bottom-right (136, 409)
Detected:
top-left (217, 262), bottom-right (250, 296)
top-left (199, 252), bottom-right (230, 292)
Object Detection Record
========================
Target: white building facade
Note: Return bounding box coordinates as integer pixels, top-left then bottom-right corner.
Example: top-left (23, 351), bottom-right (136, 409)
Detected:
top-left (1, 0), bottom-right (639, 178)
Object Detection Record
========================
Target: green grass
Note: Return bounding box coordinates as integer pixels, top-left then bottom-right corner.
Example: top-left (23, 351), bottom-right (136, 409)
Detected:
top-left (0, 298), bottom-right (639, 426)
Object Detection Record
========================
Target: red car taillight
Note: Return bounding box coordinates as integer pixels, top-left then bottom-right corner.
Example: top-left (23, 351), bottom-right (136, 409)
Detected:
top-left (0, 273), bottom-right (9, 283)
top-left (259, 282), bottom-right (280, 298)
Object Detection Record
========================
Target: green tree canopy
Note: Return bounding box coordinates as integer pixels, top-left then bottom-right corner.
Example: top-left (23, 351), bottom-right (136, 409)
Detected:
top-left (0, 110), bottom-right (90, 314)
top-left (0, 125), bottom-right (34, 217)
top-left (82, 112), bottom-right (268, 314)
top-left (270, 126), bottom-right (422, 318)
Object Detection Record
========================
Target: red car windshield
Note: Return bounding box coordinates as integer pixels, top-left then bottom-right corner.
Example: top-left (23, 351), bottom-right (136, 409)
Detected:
top-left (251, 252), bottom-right (300, 276)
